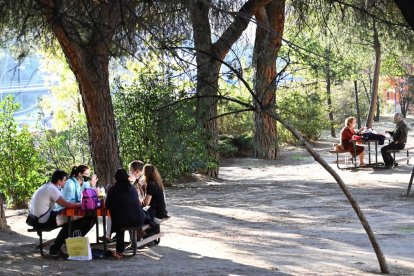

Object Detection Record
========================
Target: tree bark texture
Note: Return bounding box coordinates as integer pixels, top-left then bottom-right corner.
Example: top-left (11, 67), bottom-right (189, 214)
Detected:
top-left (0, 196), bottom-right (9, 231)
top-left (37, 0), bottom-right (122, 185)
top-left (189, 0), bottom-right (271, 175)
top-left (366, 21), bottom-right (381, 128)
top-left (354, 80), bottom-right (361, 129)
top-left (266, 110), bottom-right (389, 274)
top-left (325, 59), bottom-right (335, 137)
top-left (252, 0), bottom-right (285, 159)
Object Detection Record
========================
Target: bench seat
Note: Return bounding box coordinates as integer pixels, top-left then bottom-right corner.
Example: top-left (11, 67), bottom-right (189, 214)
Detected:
top-left (28, 226), bottom-right (61, 256)
top-left (387, 146), bottom-right (414, 168)
top-left (329, 149), bottom-right (355, 169)
top-left (121, 217), bottom-right (169, 256)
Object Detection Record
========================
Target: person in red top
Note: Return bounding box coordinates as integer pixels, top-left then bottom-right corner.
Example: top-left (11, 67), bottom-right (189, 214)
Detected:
top-left (340, 116), bottom-right (366, 166)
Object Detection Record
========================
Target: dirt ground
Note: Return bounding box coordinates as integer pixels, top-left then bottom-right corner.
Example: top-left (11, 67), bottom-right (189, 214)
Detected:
top-left (1, 115), bottom-right (414, 275)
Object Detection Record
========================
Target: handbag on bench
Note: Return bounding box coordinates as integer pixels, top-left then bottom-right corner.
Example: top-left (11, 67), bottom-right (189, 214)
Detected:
top-left (26, 208), bottom-right (51, 227)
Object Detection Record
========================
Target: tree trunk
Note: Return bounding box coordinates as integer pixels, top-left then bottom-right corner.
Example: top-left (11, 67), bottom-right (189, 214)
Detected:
top-left (253, 0), bottom-right (285, 159)
top-left (74, 51), bottom-right (122, 184)
top-left (189, 0), bottom-right (219, 177)
top-left (189, 0), bottom-right (270, 175)
top-left (38, 0), bottom-right (122, 185)
top-left (366, 21), bottom-right (381, 128)
top-left (0, 196), bottom-right (9, 231)
top-left (361, 80), bottom-right (371, 105)
top-left (325, 55), bottom-right (335, 137)
top-left (354, 80), bottom-right (361, 129)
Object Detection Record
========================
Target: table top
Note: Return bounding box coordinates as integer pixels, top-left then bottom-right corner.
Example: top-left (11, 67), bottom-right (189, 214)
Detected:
top-left (60, 204), bottom-right (107, 217)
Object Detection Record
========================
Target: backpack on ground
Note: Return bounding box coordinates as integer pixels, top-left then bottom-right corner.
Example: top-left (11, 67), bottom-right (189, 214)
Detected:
top-left (81, 188), bottom-right (99, 210)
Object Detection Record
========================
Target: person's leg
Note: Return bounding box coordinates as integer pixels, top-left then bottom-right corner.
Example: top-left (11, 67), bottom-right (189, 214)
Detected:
top-left (50, 215), bottom-right (95, 254)
top-left (50, 224), bottom-right (69, 254)
top-left (381, 144), bottom-right (392, 167)
top-left (105, 217), bottom-right (112, 239)
top-left (359, 152), bottom-right (365, 165)
top-left (115, 230), bottom-right (125, 253)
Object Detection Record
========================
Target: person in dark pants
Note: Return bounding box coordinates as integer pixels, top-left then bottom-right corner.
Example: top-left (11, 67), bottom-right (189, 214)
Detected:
top-left (105, 169), bottom-right (146, 259)
top-left (28, 170), bottom-right (90, 257)
top-left (381, 113), bottom-right (408, 169)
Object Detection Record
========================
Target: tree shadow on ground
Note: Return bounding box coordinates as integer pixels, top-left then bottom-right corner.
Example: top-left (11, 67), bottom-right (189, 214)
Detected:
top-left (0, 230), bottom-right (287, 275)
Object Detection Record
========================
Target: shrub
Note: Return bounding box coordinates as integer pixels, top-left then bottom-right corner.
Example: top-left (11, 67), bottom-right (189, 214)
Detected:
top-left (113, 74), bottom-right (208, 181)
top-left (277, 89), bottom-right (329, 144)
top-left (0, 96), bottom-right (47, 208)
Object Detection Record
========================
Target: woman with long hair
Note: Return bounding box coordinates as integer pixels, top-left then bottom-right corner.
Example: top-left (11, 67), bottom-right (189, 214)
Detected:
top-left (142, 164), bottom-right (169, 219)
top-left (105, 168), bottom-right (146, 259)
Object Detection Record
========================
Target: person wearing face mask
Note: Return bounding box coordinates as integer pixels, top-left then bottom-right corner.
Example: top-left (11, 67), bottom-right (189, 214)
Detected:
top-left (57, 165), bottom-right (98, 208)
top-left (52, 165), bottom-right (97, 256)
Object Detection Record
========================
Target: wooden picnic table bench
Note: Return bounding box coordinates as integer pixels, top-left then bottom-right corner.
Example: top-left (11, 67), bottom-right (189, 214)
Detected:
top-left (329, 143), bottom-right (356, 169)
top-left (387, 146), bottom-right (414, 168)
top-left (28, 225), bottom-right (61, 256)
top-left (121, 216), bottom-right (170, 256)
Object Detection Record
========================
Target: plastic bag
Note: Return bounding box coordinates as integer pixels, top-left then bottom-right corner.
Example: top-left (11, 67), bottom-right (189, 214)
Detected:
top-left (65, 230), bottom-right (92, 261)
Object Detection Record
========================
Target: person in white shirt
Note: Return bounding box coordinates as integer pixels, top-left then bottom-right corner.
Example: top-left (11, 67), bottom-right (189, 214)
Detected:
top-left (29, 170), bottom-right (91, 257)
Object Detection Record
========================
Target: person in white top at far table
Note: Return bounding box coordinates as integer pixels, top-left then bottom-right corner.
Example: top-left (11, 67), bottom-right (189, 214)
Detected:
top-left (29, 170), bottom-right (96, 257)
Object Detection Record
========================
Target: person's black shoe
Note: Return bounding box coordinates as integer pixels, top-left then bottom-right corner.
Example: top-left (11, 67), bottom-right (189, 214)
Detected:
top-left (49, 248), bottom-right (68, 258)
top-left (99, 236), bottom-right (115, 244)
top-left (394, 162), bottom-right (399, 167)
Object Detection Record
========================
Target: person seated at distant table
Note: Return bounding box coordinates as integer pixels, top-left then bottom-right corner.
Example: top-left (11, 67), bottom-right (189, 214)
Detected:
top-left (381, 112), bottom-right (408, 169)
top-left (340, 116), bottom-right (366, 166)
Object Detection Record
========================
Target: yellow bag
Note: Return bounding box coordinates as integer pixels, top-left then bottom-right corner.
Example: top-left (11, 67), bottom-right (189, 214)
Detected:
top-left (65, 230), bottom-right (92, 261)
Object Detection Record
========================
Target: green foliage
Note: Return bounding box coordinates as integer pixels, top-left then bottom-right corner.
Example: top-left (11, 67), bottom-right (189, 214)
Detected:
top-left (113, 69), bottom-right (207, 181)
top-left (218, 134), bottom-right (253, 158)
top-left (0, 96), bottom-right (47, 207)
top-left (34, 111), bottom-right (91, 174)
top-left (34, 49), bottom-right (92, 174)
top-left (216, 64), bottom-right (254, 157)
top-left (277, 88), bottom-right (329, 143)
top-left (331, 80), bottom-right (371, 127)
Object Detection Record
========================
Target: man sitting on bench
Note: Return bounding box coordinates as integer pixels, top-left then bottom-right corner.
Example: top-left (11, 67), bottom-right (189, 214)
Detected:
top-left (29, 170), bottom-right (82, 257)
top-left (381, 112), bottom-right (408, 169)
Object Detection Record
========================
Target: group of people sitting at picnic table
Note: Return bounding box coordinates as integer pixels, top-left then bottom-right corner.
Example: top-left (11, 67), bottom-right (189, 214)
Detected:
top-left (28, 160), bottom-right (169, 259)
top-left (339, 112), bottom-right (408, 169)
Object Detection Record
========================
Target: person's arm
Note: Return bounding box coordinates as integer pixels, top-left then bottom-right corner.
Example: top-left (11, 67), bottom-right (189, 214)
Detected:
top-left (143, 182), bottom-right (153, 207)
top-left (143, 194), bottom-right (152, 207)
top-left (91, 174), bottom-right (98, 188)
top-left (56, 196), bottom-right (81, 208)
top-left (357, 126), bottom-right (367, 134)
top-left (392, 126), bottom-right (402, 143)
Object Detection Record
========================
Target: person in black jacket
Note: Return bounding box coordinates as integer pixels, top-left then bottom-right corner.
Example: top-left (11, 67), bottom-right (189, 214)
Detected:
top-left (381, 113), bottom-right (409, 169)
top-left (105, 168), bottom-right (146, 259)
